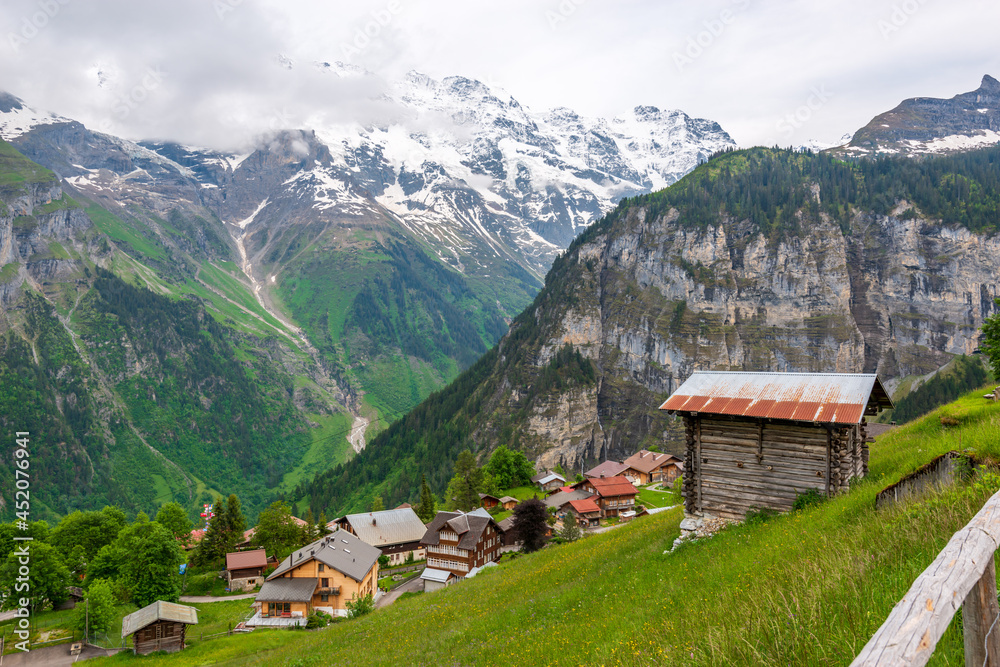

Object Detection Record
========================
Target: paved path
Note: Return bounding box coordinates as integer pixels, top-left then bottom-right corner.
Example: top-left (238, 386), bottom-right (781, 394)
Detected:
top-left (375, 575), bottom-right (422, 608)
top-left (179, 592), bottom-right (257, 603)
top-left (586, 522), bottom-right (630, 535)
top-left (0, 644), bottom-right (121, 666)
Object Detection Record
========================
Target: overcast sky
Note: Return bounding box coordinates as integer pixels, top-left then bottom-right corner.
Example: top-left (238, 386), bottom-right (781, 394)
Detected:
top-left (1, 0), bottom-right (998, 150)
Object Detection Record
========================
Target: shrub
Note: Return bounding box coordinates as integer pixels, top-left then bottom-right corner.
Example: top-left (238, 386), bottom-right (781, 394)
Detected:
top-left (671, 477), bottom-right (683, 504)
top-left (345, 593), bottom-right (374, 619)
top-left (557, 521), bottom-right (581, 543)
top-left (792, 489), bottom-right (825, 511)
top-left (305, 613), bottom-right (328, 629)
top-left (743, 506), bottom-right (780, 525)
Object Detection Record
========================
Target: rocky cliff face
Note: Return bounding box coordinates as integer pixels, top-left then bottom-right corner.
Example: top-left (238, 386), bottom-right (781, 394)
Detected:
top-left (469, 152), bottom-right (1000, 471)
top-left (0, 170), bottom-right (102, 305)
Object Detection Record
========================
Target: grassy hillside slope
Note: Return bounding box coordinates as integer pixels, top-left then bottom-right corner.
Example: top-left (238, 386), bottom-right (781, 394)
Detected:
top-left (94, 386), bottom-right (1000, 666)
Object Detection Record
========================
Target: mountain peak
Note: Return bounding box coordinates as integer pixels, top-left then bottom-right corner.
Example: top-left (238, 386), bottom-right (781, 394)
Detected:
top-left (980, 74), bottom-right (1000, 93)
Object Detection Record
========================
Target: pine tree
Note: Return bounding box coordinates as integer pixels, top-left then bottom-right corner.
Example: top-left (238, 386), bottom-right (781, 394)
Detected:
top-left (223, 495), bottom-right (246, 552)
top-left (417, 475), bottom-right (436, 522)
top-left (303, 508), bottom-right (318, 542)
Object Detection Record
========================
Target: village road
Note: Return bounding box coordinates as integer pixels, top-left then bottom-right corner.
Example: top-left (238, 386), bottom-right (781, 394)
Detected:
top-left (0, 643), bottom-right (119, 666)
top-left (178, 592), bottom-right (258, 603)
top-left (375, 575), bottom-right (422, 608)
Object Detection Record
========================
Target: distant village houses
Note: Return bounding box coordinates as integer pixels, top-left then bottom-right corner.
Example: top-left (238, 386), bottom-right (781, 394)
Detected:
top-left (329, 507), bottom-right (427, 566)
top-left (531, 470), bottom-right (566, 492)
top-left (573, 476), bottom-right (638, 518)
top-left (623, 450), bottom-right (683, 485)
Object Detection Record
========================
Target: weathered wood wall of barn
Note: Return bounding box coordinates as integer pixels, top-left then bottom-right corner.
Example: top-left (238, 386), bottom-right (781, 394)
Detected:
top-left (682, 416), bottom-right (870, 520)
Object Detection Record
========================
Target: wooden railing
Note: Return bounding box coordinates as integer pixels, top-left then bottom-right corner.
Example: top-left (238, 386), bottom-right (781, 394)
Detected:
top-left (852, 488), bottom-right (1000, 666)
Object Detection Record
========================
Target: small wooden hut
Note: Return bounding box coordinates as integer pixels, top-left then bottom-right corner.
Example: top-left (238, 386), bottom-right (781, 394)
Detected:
top-left (660, 371), bottom-right (893, 521)
top-left (121, 600), bottom-right (198, 655)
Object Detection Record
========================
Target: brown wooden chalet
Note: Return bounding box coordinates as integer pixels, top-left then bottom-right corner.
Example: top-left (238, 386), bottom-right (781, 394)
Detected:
top-left (584, 460), bottom-right (630, 479)
top-left (566, 497), bottom-right (602, 527)
top-left (420, 509), bottom-right (501, 578)
top-left (623, 450), bottom-right (683, 485)
top-left (121, 601), bottom-right (198, 655)
top-left (479, 493), bottom-right (500, 509)
top-left (225, 548), bottom-right (267, 591)
top-left (573, 476), bottom-right (638, 517)
top-left (660, 371), bottom-right (893, 521)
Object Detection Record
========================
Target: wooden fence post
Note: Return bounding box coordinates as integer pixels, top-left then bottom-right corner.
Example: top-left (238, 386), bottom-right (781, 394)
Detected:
top-left (963, 553), bottom-right (1000, 667)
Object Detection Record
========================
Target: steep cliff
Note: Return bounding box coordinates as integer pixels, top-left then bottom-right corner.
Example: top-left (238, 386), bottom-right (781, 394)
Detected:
top-left (299, 146), bottom-right (1000, 513)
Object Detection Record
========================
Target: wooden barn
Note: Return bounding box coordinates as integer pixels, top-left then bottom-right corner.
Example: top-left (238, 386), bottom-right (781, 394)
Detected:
top-left (121, 600), bottom-right (198, 655)
top-left (660, 371), bottom-right (893, 521)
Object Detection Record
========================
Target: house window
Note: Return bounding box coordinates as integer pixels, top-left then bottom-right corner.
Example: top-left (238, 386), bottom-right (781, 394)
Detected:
top-left (321, 594), bottom-right (329, 602)
top-left (321, 578), bottom-right (329, 587)
top-left (318, 564), bottom-right (325, 572)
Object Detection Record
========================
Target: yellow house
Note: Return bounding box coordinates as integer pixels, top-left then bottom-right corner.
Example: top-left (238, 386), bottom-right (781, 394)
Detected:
top-left (254, 530), bottom-right (380, 621)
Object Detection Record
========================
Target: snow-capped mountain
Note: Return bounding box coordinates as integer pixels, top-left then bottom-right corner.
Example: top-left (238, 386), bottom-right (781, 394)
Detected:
top-left (0, 70), bottom-right (733, 278)
top-left (832, 74), bottom-right (1000, 158)
top-left (0, 73), bottom-right (734, 437)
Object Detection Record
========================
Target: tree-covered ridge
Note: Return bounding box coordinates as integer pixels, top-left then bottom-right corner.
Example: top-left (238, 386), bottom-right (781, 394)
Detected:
top-left (563, 145), bottom-right (1000, 261)
top-left (0, 266), bottom-right (313, 521)
top-left (884, 355), bottom-right (991, 424)
top-left (75, 269), bottom-right (311, 511)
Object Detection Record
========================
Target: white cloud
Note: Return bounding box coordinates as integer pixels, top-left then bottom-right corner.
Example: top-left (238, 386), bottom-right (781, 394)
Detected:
top-left (1, 0), bottom-right (997, 150)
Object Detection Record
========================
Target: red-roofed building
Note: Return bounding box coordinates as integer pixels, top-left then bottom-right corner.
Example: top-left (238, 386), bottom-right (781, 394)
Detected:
top-left (574, 476), bottom-right (638, 518)
top-left (183, 529), bottom-right (205, 551)
top-left (567, 497), bottom-right (602, 527)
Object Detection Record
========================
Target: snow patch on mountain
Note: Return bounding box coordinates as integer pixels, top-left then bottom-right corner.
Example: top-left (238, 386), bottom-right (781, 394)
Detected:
top-left (0, 93), bottom-right (68, 139)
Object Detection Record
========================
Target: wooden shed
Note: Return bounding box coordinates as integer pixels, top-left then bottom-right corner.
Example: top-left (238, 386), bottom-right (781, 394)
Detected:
top-left (121, 600), bottom-right (198, 655)
top-left (660, 371), bottom-right (893, 521)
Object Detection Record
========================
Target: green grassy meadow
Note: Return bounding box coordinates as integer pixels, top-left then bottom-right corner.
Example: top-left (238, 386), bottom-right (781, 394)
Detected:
top-left (87, 386), bottom-right (1000, 666)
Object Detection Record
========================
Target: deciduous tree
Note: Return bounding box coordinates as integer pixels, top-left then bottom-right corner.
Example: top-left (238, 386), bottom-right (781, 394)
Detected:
top-left (155, 502), bottom-right (193, 543)
top-left (75, 579), bottom-right (115, 641)
top-left (0, 541), bottom-right (70, 612)
top-left (252, 501), bottom-right (306, 560)
top-left (512, 499), bottom-right (548, 553)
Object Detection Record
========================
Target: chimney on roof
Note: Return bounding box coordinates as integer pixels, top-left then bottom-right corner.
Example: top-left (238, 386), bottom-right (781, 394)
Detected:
top-left (372, 517), bottom-right (377, 526)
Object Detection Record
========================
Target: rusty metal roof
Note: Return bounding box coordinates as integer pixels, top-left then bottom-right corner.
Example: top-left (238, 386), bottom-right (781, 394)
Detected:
top-left (658, 371), bottom-right (893, 424)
